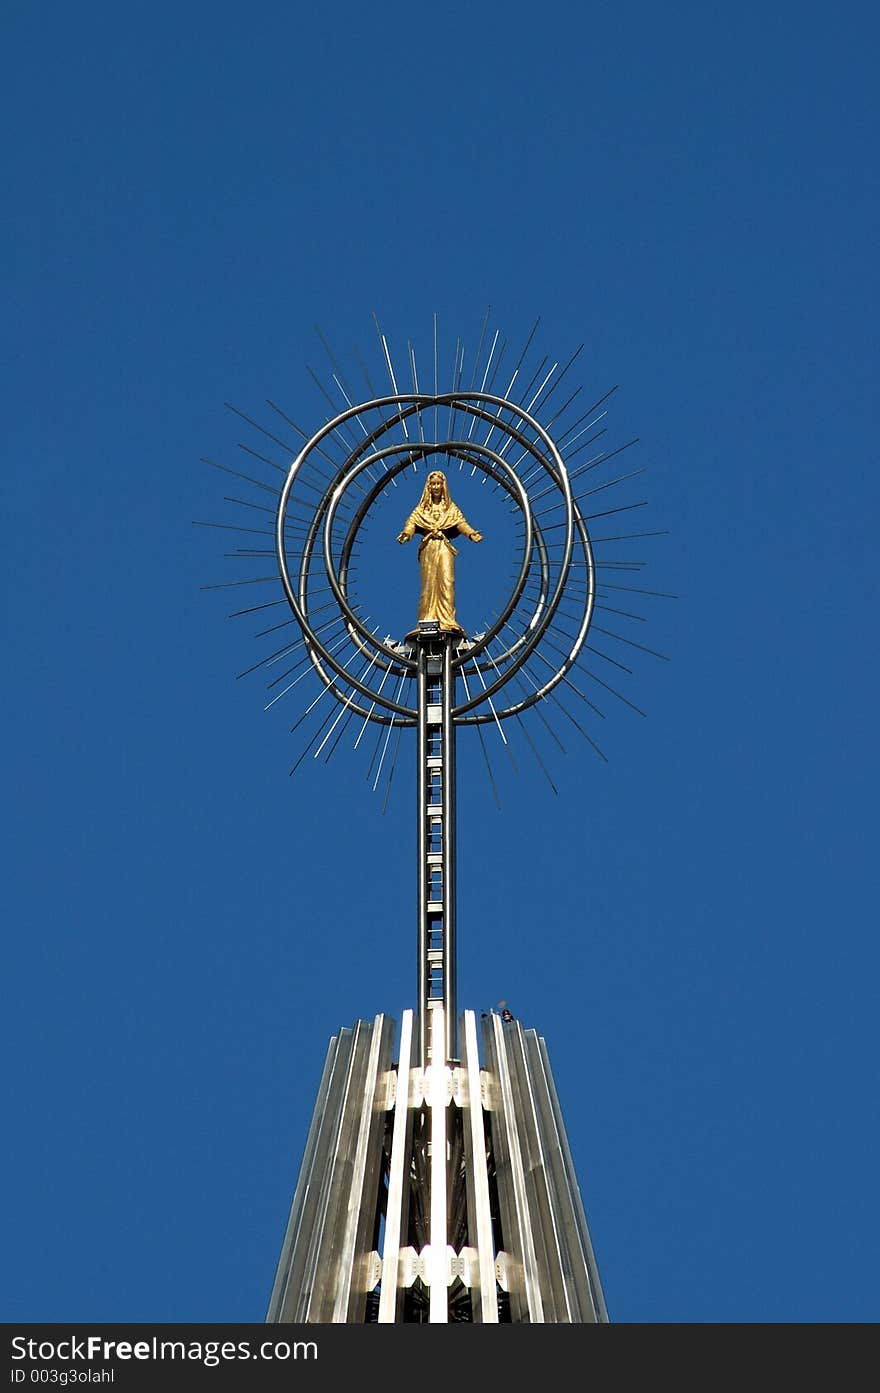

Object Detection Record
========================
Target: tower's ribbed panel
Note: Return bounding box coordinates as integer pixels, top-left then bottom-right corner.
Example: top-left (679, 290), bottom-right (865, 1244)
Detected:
top-left (266, 1008), bottom-right (608, 1323)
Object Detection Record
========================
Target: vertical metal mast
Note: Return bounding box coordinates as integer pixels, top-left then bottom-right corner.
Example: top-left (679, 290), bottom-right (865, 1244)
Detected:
top-left (416, 625), bottom-right (457, 1067)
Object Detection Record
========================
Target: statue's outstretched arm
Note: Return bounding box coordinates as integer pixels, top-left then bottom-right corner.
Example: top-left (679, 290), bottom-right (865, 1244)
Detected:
top-left (457, 517), bottom-right (484, 543)
top-left (397, 514), bottom-right (417, 545)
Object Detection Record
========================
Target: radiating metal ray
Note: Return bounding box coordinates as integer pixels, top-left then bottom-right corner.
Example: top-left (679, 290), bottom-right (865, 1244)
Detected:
top-left (531, 471), bottom-right (646, 521)
top-left (543, 382), bottom-right (584, 433)
top-left (550, 694), bottom-right (608, 762)
top-left (536, 503), bottom-right (646, 532)
top-left (483, 621), bottom-right (574, 746)
top-left (482, 643), bottom-right (557, 792)
top-left (330, 371), bottom-right (371, 439)
top-left (288, 702), bottom-right (340, 778)
top-left (492, 623), bottom-right (603, 735)
top-left (484, 384), bottom-right (585, 494)
top-left (524, 431), bottom-right (620, 503)
top-left (373, 313), bottom-right (409, 440)
top-left (464, 652), bottom-right (509, 747)
top-left (193, 519), bottom-right (278, 538)
top-left (241, 607), bottom-right (359, 681)
top-left (594, 602), bottom-right (647, 623)
top-left (524, 360), bottom-right (558, 417)
top-left (228, 597), bottom-right (288, 619)
top-left (263, 399), bottom-right (341, 478)
top-left (591, 626), bottom-right (669, 661)
top-left (586, 643), bottom-right (633, 675)
top-left (446, 337), bottom-right (464, 447)
top-left (512, 353), bottom-right (548, 416)
top-left (553, 601), bottom-right (603, 629)
top-left (467, 330), bottom-right (500, 448)
top-left (353, 660), bottom-right (395, 750)
top-left (524, 640), bottom-right (606, 719)
top-left (591, 529), bottom-right (669, 544)
top-left (460, 662), bottom-right (502, 809)
top-left (481, 316), bottom-right (540, 451)
top-left (322, 701), bottom-right (359, 764)
top-left (494, 363), bottom-right (579, 480)
top-left (237, 638), bottom-right (302, 681)
top-left (484, 334), bottom-right (507, 395)
top-left (514, 392), bottom-right (618, 495)
top-left (373, 668), bottom-right (410, 792)
top-left (234, 441), bottom-right (295, 488)
top-left (351, 349), bottom-right (400, 474)
top-left (576, 467), bottom-right (647, 502)
top-left (381, 713), bottom-right (407, 814)
top-left (550, 415), bottom-right (608, 458)
top-left (506, 658), bottom-right (567, 753)
top-left (467, 306), bottom-right (491, 393)
top-left (265, 623), bottom-right (353, 702)
top-left (502, 432), bottom-right (584, 494)
top-left (224, 401), bottom-right (299, 457)
top-left (365, 711), bottom-right (386, 785)
top-left (253, 616), bottom-right (296, 638)
top-left (497, 359), bottom-right (554, 461)
top-left (408, 341), bottom-right (425, 447)
top-left (314, 325), bottom-right (360, 409)
top-left (251, 596), bottom-right (343, 645)
top-left (306, 366), bottom-right (361, 454)
top-left (512, 711), bottom-right (562, 791)
top-left (597, 582), bottom-right (678, 599)
top-left (227, 442), bottom-right (286, 476)
top-left (255, 597), bottom-right (333, 637)
top-left (554, 385), bottom-right (619, 446)
top-left (203, 456), bottom-right (280, 497)
top-left (287, 667), bottom-right (346, 733)
top-left (580, 663), bottom-right (647, 717)
top-left (201, 575), bottom-right (280, 590)
top-left (226, 548), bottom-right (293, 558)
top-left (566, 435), bottom-right (640, 482)
top-left (313, 631), bottom-right (382, 759)
top-left (282, 624), bottom-right (373, 724)
top-left (553, 423), bottom-right (608, 464)
top-left (526, 342), bottom-right (583, 422)
top-left (221, 495), bottom-right (285, 518)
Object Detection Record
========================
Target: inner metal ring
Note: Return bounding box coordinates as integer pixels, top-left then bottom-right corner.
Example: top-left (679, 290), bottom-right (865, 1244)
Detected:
top-left (275, 391), bottom-right (593, 726)
top-left (321, 438), bottom-right (534, 674)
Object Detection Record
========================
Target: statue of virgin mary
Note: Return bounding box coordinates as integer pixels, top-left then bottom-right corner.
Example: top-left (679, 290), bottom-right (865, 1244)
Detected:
top-left (397, 470), bottom-right (483, 634)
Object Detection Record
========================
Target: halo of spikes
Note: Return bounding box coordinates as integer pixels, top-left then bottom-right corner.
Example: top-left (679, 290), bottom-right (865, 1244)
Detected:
top-left (196, 311), bottom-right (673, 788)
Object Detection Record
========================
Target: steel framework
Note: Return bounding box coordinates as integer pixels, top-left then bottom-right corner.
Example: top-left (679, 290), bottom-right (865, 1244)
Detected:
top-left (199, 323), bottom-right (659, 1326)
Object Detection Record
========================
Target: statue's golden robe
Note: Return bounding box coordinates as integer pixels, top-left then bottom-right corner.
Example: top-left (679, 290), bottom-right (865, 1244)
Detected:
top-left (399, 486), bottom-right (480, 633)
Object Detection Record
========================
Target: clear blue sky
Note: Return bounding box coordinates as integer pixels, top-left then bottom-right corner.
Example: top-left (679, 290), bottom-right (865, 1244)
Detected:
top-left (4, 0), bottom-right (878, 1325)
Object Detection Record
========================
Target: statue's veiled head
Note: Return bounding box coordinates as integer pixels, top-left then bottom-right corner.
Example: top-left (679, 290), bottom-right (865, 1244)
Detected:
top-left (420, 470), bottom-right (452, 509)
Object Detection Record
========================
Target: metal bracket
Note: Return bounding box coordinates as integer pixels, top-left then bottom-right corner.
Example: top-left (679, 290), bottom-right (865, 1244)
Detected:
top-left (423, 1063), bottom-right (454, 1108)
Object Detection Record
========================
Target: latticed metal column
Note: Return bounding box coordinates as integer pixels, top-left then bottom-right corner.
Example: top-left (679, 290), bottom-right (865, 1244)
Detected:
top-left (416, 625), bottom-right (457, 1067)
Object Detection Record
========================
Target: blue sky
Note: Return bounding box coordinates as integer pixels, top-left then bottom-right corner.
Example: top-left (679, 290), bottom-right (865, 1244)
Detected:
top-left (4, 1), bottom-right (878, 1325)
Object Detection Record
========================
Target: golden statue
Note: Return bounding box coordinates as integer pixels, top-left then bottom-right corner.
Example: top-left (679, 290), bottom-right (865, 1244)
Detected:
top-left (397, 470), bottom-right (483, 634)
